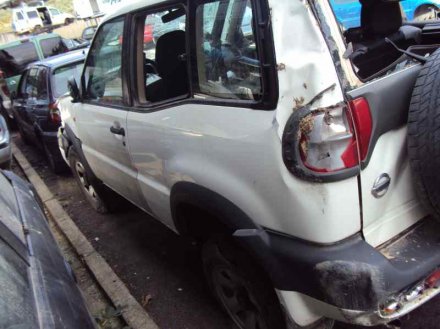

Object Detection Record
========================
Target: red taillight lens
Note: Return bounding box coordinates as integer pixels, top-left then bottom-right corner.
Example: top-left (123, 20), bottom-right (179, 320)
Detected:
top-left (349, 97), bottom-right (372, 162)
top-left (49, 102), bottom-right (61, 125)
top-left (298, 97), bottom-right (372, 173)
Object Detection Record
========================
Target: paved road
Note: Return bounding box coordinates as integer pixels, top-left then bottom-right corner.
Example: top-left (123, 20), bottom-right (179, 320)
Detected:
top-left (12, 134), bottom-right (439, 329)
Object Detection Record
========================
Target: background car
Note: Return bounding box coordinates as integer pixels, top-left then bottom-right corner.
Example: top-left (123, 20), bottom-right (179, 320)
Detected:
top-left (0, 114), bottom-right (10, 169)
top-left (13, 49), bottom-right (85, 173)
top-left (0, 170), bottom-right (96, 329)
top-left (0, 33), bottom-right (84, 98)
top-left (330, 0), bottom-right (440, 29)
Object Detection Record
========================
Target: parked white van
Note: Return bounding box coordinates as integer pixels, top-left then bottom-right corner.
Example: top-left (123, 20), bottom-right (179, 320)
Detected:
top-left (12, 6), bottom-right (75, 34)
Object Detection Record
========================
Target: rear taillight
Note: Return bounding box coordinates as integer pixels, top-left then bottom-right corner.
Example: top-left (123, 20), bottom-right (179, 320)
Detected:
top-left (283, 97), bottom-right (372, 179)
top-left (49, 102), bottom-right (61, 125)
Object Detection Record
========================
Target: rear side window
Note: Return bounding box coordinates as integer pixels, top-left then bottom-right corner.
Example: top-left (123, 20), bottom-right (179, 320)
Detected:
top-left (0, 238), bottom-right (36, 329)
top-left (53, 62), bottom-right (84, 98)
top-left (40, 37), bottom-right (69, 58)
top-left (195, 0), bottom-right (262, 101)
top-left (36, 68), bottom-right (48, 100)
top-left (27, 11), bottom-right (39, 19)
top-left (16, 12), bottom-right (24, 20)
top-left (0, 43), bottom-right (39, 78)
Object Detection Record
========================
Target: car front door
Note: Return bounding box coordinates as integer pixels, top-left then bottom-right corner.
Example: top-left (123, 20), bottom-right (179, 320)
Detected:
top-left (75, 16), bottom-right (144, 207)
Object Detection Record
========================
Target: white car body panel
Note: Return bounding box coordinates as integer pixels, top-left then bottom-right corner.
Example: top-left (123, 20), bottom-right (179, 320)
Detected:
top-left (127, 104), bottom-right (361, 243)
top-left (70, 102), bottom-right (145, 208)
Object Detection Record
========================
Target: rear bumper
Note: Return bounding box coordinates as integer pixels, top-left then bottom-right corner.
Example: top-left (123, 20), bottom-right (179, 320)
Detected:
top-left (234, 219), bottom-right (440, 325)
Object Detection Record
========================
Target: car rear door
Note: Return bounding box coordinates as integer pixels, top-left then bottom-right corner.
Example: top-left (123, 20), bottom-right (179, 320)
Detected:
top-left (14, 67), bottom-right (38, 137)
top-left (74, 16), bottom-right (144, 207)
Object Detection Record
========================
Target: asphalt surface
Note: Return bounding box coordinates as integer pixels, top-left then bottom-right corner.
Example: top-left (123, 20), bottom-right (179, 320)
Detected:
top-left (12, 133), bottom-right (440, 329)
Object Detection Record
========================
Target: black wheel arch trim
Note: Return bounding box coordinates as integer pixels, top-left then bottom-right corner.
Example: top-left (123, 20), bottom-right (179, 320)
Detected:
top-left (170, 182), bottom-right (260, 236)
top-left (63, 124), bottom-right (100, 184)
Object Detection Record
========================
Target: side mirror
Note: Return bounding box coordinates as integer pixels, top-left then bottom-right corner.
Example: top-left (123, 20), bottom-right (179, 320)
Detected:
top-left (68, 77), bottom-right (81, 103)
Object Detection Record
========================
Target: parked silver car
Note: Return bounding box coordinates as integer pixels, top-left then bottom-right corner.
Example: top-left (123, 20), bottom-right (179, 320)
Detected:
top-left (0, 114), bottom-right (11, 169)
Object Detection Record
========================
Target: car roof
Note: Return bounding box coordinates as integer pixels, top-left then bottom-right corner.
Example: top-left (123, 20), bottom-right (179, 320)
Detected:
top-left (0, 33), bottom-right (62, 49)
top-left (30, 49), bottom-right (87, 69)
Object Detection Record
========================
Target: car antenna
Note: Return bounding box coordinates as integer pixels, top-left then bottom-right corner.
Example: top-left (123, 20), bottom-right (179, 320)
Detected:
top-left (385, 38), bottom-right (427, 64)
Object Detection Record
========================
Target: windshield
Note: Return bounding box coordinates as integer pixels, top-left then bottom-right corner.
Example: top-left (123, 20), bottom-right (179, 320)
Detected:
top-left (0, 43), bottom-right (39, 78)
top-left (52, 62), bottom-right (84, 98)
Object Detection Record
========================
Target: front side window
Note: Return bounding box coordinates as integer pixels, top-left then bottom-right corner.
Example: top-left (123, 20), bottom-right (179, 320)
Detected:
top-left (49, 8), bottom-right (60, 16)
top-left (16, 12), bottom-right (24, 20)
top-left (40, 37), bottom-right (69, 58)
top-left (195, 0), bottom-right (262, 101)
top-left (84, 17), bottom-right (124, 105)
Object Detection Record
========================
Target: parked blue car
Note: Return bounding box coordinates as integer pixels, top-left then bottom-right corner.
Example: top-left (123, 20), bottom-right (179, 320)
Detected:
top-left (330, 0), bottom-right (440, 29)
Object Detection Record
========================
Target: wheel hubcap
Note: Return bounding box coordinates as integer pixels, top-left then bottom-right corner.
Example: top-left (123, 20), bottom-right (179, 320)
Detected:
top-left (213, 267), bottom-right (265, 329)
top-left (75, 161), bottom-right (98, 200)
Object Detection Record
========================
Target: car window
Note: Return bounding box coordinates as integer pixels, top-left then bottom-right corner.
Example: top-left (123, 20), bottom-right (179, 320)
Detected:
top-left (25, 67), bottom-right (38, 98)
top-left (49, 8), bottom-right (60, 15)
top-left (195, 0), bottom-right (262, 101)
top-left (36, 68), bottom-right (48, 100)
top-left (137, 6), bottom-right (188, 104)
top-left (0, 42), bottom-right (39, 79)
top-left (27, 10), bottom-right (39, 19)
top-left (53, 62), bottom-right (84, 98)
top-left (16, 12), bottom-right (24, 20)
top-left (40, 37), bottom-right (69, 58)
top-left (0, 237), bottom-right (36, 329)
top-left (329, 0), bottom-right (440, 30)
top-left (84, 17), bottom-right (125, 105)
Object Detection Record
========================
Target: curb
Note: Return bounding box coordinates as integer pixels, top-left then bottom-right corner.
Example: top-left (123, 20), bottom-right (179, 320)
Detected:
top-left (12, 142), bottom-right (160, 329)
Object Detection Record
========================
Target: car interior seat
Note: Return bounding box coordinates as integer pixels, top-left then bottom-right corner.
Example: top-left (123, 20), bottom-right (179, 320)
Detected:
top-left (347, 0), bottom-right (422, 79)
top-left (146, 30), bottom-right (188, 102)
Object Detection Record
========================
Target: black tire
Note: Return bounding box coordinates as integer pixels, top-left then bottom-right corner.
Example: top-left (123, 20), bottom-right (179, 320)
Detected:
top-left (43, 142), bottom-right (68, 175)
top-left (408, 48), bottom-right (440, 220)
top-left (69, 148), bottom-right (109, 214)
top-left (202, 237), bottom-right (286, 329)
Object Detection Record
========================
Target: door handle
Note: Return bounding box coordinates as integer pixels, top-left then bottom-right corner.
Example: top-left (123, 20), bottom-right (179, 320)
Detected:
top-left (110, 125), bottom-right (125, 136)
top-left (371, 174), bottom-right (391, 199)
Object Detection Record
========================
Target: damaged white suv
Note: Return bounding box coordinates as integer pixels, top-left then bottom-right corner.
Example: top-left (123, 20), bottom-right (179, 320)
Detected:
top-left (58, 0), bottom-right (440, 328)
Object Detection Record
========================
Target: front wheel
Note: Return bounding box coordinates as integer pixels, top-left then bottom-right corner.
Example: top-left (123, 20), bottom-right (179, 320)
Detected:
top-left (202, 237), bottom-right (286, 329)
top-left (69, 149), bottom-right (109, 214)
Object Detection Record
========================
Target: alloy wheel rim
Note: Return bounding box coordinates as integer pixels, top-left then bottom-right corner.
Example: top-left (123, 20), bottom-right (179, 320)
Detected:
top-left (212, 267), bottom-right (265, 329)
top-left (75, 161), bottom-right (98, 200)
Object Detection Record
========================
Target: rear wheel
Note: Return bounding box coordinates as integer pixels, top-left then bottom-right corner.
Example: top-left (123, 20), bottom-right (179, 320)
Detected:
top-left (33, 25), bottom-right (42, 34)
top-left (69, 149), bottom-right (109, 214)
top-left (202, 237), bottom-right (286, 329)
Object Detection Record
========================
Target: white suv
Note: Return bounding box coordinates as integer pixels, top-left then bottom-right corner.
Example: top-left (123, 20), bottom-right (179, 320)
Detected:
top-left (58, 0), bottom-right (440, 328)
